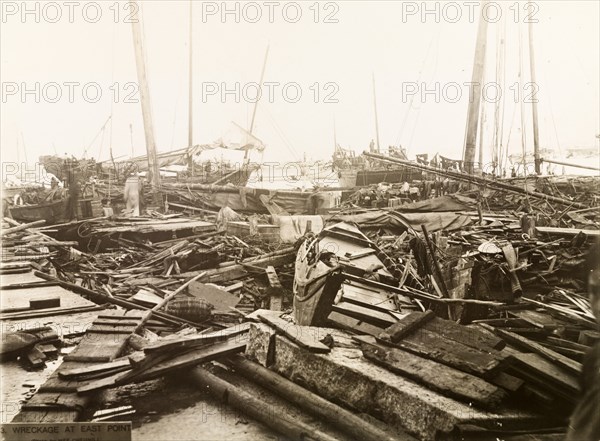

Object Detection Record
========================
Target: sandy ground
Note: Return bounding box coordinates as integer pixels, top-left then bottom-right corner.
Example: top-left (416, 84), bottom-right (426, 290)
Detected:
top-left (95, 376), bottom-right (279, 441)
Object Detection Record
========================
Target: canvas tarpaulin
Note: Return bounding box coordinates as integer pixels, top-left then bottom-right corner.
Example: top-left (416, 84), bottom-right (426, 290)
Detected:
top-left (329, 210), bottom-right (471, 233)
top-left (397, 194), bottom-right (477, 212)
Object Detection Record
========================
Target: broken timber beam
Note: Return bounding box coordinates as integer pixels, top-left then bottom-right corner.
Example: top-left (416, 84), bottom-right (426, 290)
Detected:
top-left (227, 355), bottom-right (399, 441)
top-left (189, 365), bottom-right (342, 441)
top-left (32, 271), bottom-right (205, 328)
top-left (1, 219), bottom-right (46, 237)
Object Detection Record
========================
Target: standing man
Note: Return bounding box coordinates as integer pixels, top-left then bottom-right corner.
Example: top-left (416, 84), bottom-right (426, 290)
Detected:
top-left (123, 173), bottom-right (140, 217)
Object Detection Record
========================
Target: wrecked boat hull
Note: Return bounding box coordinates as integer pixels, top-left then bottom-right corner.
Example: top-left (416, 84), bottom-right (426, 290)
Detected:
top-left (293, 222), bottom-right (402, 327)
top-left (9, 199), bottom-right (69, 224)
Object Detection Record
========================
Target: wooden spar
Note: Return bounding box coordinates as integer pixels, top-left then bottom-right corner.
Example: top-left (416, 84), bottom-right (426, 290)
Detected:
top-left (463, 0), bottom-right (489, 174)
top-left (540, 157), bottom-right (600, 172)
top-left (131, 271), bottom-right (207, 334)
top-left (363, 152), bottom-right (588, 209)
top-left (528, 5), bottom-right (541, 175)
top-left (189, 366), bottom-right (341, 441)
top-left (188, 0), bottom-right (193, 149)
top-left (32, 271), bottom-right (206, 328)
top-left (1, 219), bottom-right (46, 237)
top-left (372, 73), bottom-right (381, 153)
top-left (130, 1), bottom-right (161, 195)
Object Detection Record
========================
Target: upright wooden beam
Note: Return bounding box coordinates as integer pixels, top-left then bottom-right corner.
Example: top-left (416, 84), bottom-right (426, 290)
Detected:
top-left (372, 73), bottom-right (381, 153)
top-left (463, 1), bottom-right (489, 174)
top-left (130, 1), bottom-right (161, 195)
top-left (528, 5), bottom-right (541, 175)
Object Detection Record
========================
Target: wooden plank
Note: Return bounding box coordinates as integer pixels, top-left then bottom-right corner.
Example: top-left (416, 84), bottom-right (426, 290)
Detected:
top-left (13, 310), bottom-right (144, 423)
top-left (332, 302), bottom-right (398, 328)
top-left (257, 312), bottom-right (331, 353)
top-left (479, 323), bottom-right (582, 376)
top-left (508, 352), bottom-right (579, 402)
top-left (535, 226), bottom-right (600, 237)
top-left (356, 336), bottom-right (506, 409)
top-left (130, 339), bottom-right (246, 381)
top-left (78, 339), bottom-right (247, 393)
top-left (379, 328), bottom-right (505, 378)
top-left (487, 372), bottom-right (524, 392)
top-left (59, 358), bottom-right (133, 379)
top-left (546, 336), bottom-right (590, 352)
top-left (425, 317), bottom-right (507, 351)
top-left (380, 311), bottom-right (435, 343)
top-left (341, 281), bottom-right (397, 311)
top-left (143, 323), bottom-right (250, 353)
top-left (26, 347), bottom-right (47, 368)
top-left (188, 281), bottom-right (241, 313)
top-left (327, 311), bottom-right (384, 336)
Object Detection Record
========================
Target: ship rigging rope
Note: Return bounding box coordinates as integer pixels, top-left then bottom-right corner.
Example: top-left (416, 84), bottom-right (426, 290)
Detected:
top-left (394, 31), bottom-right (440, 149)
top-left (263, 106), bottom-right (302, 162)
top-left (169, 47), bottom-right (186, 149)
top-left (538, 38), bottom-right (563, 158)
top-left (395, 29), bottom-right (441, 147)
top-left (407, 34), bottom-right (440, 152)
top-left (81, 115), bottom-right (111, 159)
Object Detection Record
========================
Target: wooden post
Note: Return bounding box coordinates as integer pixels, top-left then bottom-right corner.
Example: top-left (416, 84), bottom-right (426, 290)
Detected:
top-left (372, 73), bottom-right (381, 153)
top-left (421, 224), bottom-right (449, 297)
top-left (265, 266), bottom-right (283, 311)
top-left (528, 4), bottom-right (541, 175)
top-left (463, 1), bottom-right (489, 174)
top-left (130, 1), bottom-right (161, 202)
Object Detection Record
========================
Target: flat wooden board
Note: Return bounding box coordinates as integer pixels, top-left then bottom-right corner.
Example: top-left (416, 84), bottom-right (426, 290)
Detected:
top-left (327, 311), bottom-right (384, 336)
top-left (379, 328), bottom-right (504, 378)
top-left (188, 281), bottom-right (240, 313)
top-left (332, 302), bottom-right (398, 328)
top-left (357, 336), bottom-right (506, 409)
top-left (257, 312), bottom-right (331, 353)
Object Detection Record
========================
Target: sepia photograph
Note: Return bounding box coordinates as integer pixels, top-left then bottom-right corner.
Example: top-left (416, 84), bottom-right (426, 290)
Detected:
top-left (0, 1), bottom-right (599, 440)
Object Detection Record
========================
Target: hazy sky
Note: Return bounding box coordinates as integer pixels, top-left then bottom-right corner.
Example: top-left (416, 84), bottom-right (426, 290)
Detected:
top-left (1, 0), bottom-right (598, 167)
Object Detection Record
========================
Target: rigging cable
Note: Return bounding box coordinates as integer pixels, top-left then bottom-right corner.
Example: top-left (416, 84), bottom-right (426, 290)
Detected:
top-left (408, 31), bottom-right (441, 152)
top-left (394, 30), bottom-right (439, 148)
top-left (538, 38), bottom-right (563, 159)
top-left (263, 106), bottom-right (302, 162)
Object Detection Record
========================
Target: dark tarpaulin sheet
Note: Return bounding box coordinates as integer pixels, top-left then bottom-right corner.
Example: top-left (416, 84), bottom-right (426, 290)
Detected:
top-left (398, 194), bottom-right (477, 212)
top-left (330, 210), bottom-right (471, 233)
top-left (191, 188), bottom-right (311, 214)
